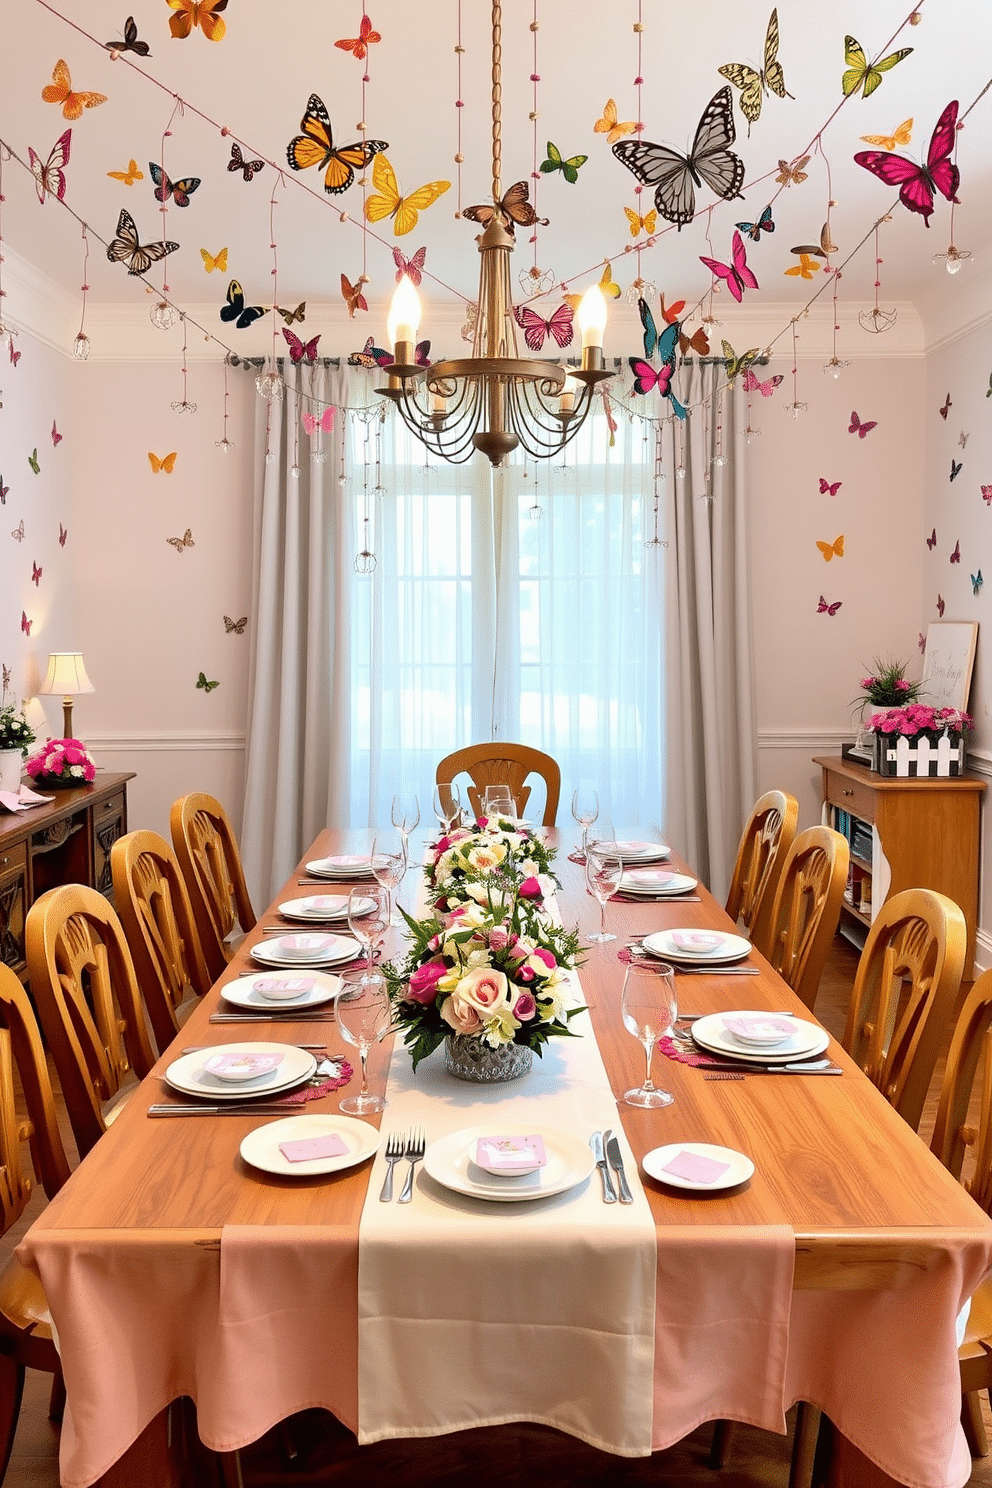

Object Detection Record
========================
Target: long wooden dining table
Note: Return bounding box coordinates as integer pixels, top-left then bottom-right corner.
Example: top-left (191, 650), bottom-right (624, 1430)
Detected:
top-left (16, 828), bottom-right (992, 1488)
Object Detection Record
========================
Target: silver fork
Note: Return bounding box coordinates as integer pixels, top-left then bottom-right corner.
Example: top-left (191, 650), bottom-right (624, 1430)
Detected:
top-left (398, 1128), bottom-right (426, 1204)
top-left (379, 1131), bottom-right (405, 1203)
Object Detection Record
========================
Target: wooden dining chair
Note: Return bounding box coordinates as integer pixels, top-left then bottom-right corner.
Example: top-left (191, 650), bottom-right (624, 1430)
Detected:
top-left (725, 790), bottom-right (799, 956)
top-left (435, 743), bottom-right (561, 825)
top-left (24, 884), bottom-right (157, 1162)
top-left (111, 829), bottom-right (212, 1055)
top-left (170, 792), bottom-right (257, 984)
top-left (763, 826), bottom-right (849, 1013)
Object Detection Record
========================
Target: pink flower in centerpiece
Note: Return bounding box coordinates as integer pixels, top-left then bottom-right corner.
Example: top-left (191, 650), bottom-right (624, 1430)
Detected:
top-left (488, 926), bottom-right (510, 952)
top-left (408, 960), bottom-right (447, 1004)
top-left (441, 966), bottom-right (510, 1034)
top-left (512, 992), bottom-right (537, 1021)
top-left (435, 836), bottom-right (452, 854)
top-left (439, 997), bottom-right (483, 1035)
top-left (519, 876), bottom-right (543, 899)
top-left (531, 946), bottom-right (556, 969)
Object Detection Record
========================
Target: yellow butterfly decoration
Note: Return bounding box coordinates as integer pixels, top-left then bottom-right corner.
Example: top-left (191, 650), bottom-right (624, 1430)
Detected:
top-left (107, 160), bottom-right (143, 186)
top-left (784, 253), bottom-right (821, 280)
top-left (41, 59), bottom-right (107, 121)
top-left (623, 205), bottom-right (657, 238)
top-left (364, 154), bottom-right (450, 237)
top-left (842, 36), bottom-right (912, 100)
top-left (775, 155), bottom-right (810, 186)
top-left (816, 535), bottom-right (845, 562)
top-left (564, 263), bottom-right (622, 313)
top-left (167, 0), bottom-right (228, 43)
top-left (718, 8), bottom-right (793, 132)
top-left (859, 118), bottom-right (913, 151)
top-left (594, 99), bottom-right (637, 146)
top-left (148, 451), bottom-right (177, 474)
top-left (200, 247), bottom-right (228, 274)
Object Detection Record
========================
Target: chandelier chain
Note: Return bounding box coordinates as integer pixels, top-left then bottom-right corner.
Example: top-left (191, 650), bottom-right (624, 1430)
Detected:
top-left (491, 0), bottom-right (502, 203)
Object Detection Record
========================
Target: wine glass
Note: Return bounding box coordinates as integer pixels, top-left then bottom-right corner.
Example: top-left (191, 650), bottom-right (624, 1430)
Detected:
top-left (620, 960), bottom-right (677, 1108)
top-left (347, 884), bottom-right (389, 980)
top-left (432, 782), bottom-right (461, 834)
top-left (482, 784), bottom-right (515, 821)
top-left (571, 787), bottom-right (599, 859)
top-left (337, 970), bottom-right (391, 1115)
top-left (391, 793), bottom-right (420, 863)
top-left (585, 833), bottom-right (622, 943)
top-left (371, 833), bottom-right (406, 925)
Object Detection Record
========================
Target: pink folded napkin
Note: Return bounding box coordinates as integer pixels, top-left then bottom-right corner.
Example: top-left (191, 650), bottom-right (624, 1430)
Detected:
top-left (204, 1052), bottom-right (284, 1079)
top-left (276, 933), bottom-right (337, 956)
top-left (254, 977), bottom-right (315, 995)
top-left (614, 840), bottom-right (665, 855)
top-left (723, 1015), bottom-right (794, 1042)
top-left (670, 930), bottom-right (725, 953)
top-left (302, 896), bottom-right (343, 912)
top-left (278, 1132), bottom-right (348, 1163)
top-left (474, 1135), bottom-right (547, 1174)
top-left (662, 1149), bottom-right (731, 1183)
top-left (625, 869), bottom-right (677, 888)
top-left (327, 855), bottom-right (371, 868)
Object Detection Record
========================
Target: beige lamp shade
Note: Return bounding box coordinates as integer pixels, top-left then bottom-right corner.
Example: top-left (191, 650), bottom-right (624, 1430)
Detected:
top-left (37, 653), bottom-right (94, 738)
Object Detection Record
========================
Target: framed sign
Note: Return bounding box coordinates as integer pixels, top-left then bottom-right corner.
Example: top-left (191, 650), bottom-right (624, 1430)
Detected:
top-left (920, 621), bottom-right (978, 713)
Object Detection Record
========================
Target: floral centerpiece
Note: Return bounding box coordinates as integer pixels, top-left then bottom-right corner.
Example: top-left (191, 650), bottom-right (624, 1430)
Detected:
top-left (0, 705), bottom-right (36, 757)
top-left (426, 814), bottom-right (558, 912)
top-left (25, 737), bottom-right (97, 789)
top-left (865, 704), bottom-right (972, 778)
top-left (384, 887), bottom-right (583, 1082)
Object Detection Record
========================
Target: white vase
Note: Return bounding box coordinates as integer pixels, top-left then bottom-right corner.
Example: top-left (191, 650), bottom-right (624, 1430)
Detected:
top-left (0, 749), bottom-right (23, 793)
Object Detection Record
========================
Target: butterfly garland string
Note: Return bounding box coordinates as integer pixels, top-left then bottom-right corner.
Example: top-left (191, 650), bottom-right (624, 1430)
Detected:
top-left (527, 0), bottom-right (543, 283)
top-left (453, 0), bottom-right (465, 219)
top-left (215, 358), bottom-right (234, 453)
top-left (625, 0), bottom-right (655, 305)
top-left (170, 313), bottom-right (196, 414)
top-left (258, 172), bottom-right (284, 402)
top-left (0, 146), bottom-right (10, 341)
top-left (785, 319), bottom-right (807, 419)
top-left (931, 119), bottom-right (971, 273)
top-left (354, 415), bottom-right (377, 575)
top-left (73, 221), bottom-right (91, 359)
top-left (645, 425), bottom-right (666, 549)
top-left (155, 97), bottom-right (184, 305)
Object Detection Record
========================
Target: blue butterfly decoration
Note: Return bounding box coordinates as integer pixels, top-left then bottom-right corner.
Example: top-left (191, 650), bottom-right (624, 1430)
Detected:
top-left (736, 205), bottom-right (774, 242)
top-left (635, 299), bottom-right (687, 420)
top-left (972, 570), bottom-right (983, 597)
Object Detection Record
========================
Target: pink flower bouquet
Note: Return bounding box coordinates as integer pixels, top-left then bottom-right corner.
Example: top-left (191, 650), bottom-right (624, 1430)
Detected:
top-left (865, 704), bottom-right (972, 738)
top-left (25, 737), bottom-right (97, 789)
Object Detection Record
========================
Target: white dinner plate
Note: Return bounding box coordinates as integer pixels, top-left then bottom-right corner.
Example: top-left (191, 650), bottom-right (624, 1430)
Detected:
top-left (609, 840), bottom-right (671, 864)
top-left (164, 1042), bottom-right (317, 1100)
top-left (690, 1011), bottom-right (830, 1064)
top-left (250, 935), bottom-right (363, 969)
top-left (642, 929), bottom-right (751, 965)
top-left (305, 854), bottom-right (385, 880)
top-left (643, 1142), bottom-right (754, 1192)
top-left (620, 870), bottom-right (698, 898)
top-left (277, 894), bottom-right (374, 922)
top-left (239, 1113), bottom-right (380, 1177)
top-left (424, 1123), bottom-right (595, 1203)
top-left (222, 971), bottom-right (343, 1013)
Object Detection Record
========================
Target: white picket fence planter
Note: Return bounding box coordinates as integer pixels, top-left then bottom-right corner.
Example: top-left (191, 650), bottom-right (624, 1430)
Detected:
top-left (875, 731), bottom-right (965, 778)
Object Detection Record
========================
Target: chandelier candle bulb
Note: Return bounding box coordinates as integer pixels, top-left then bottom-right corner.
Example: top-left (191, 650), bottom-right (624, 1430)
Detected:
top-left (559, 374), bottom-right (579, 416)
top-left (577, 283), bottom-right (607, 353)
top-left (387, 275), bottom-right (422, 368)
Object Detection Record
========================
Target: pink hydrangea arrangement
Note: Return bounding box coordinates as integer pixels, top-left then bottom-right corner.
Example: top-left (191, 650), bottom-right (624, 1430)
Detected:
top-left (866, 704), bottom-right (973, 738)
top-left (25, 737), bottom-right (97, 787)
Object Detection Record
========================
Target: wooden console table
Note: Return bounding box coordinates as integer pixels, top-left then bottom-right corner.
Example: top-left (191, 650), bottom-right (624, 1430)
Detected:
top-left (813, 755), bottom-right (984, 965)
top-left (0, 771), bottom-right (134, 982)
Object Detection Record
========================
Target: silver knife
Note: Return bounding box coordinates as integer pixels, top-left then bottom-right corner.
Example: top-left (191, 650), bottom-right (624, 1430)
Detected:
top-left (604, 1130), bottom-right (633, 1203)
top-left (147, 1104), bottom-right (294, 1117)
top-left (590, 1131), bottom-right (616, 1203)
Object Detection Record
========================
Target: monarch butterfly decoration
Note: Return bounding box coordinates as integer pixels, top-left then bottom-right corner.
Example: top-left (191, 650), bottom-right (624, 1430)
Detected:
top-left (364, 154), bottom-right (450, 236)
top-left (167, 0), bottom-right (228, 43)
top-left (718, 8), bottom-right (793, 132)
top-left (41, 59), bottom-right (106, 120)
top-left (287, 95), bottom-right (388, 196)
top-left (106, 209), bottom-right (179, 275)
top-left (463, 182), bottom-right (547, 238)
top-left (148, 452), bottom-right (177, 474)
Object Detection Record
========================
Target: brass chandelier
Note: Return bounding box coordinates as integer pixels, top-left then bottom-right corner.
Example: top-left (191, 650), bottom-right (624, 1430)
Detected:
top-left (377, 0), bottom-right (612, 467)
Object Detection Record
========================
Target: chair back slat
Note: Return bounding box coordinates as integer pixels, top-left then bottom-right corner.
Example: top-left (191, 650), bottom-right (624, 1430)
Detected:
top-left (435, 744), bottom-right (561, 826)
top-left (170, 794), bottom-right (256, 983)
top-left (725, 791), bottom-right (799, 954)
top-left (765, 826), bottom-right (849, 1012)
top-left (930, 968), bottom-right (992, 1205)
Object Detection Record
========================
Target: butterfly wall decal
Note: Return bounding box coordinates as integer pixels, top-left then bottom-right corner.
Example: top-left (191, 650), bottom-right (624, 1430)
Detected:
top-left (721, 341), bottom-right (760, 381)
top-left (341, 275), bottom-right (368, 317)
top-left (149, 161), bottom-right (200, 208)
top-left (854, 100), bottom-right (959, 227)
top-left (613, 87), bottom-right (744, 230)
top-left (11, 521), bottom-right (24, 543)
top-left (20, 612), bottom-right (31, 636)
top-left (699, 231), bottom-right (758, 303)
top-left (939, 394), bottom-right (952, 419)
top-left (0, 477), bottom-right (7, 505)
top-left (27, 450), bottom-right (40, 475)
top-left (513, 302), bottom-right (574, 352)
top-left (849, 411), bottom-right (877, 438)
top-left (106, 209), bottom-right (179, 274)
top-left (742, 369), bottom-right (783, 397)
top-left (959, 431), bottom-right (970, 449)
top-left (9, 340), bottom-right (20, 367)
top-left (28, 129), bottom-right (71, 204)
top-left (223, 615), bottom-right (248, 634)
top-left (950, 540), bottom-right (961, 563)
top-left (31, 562), bottom-right (42, 586)
top-left (860, 119), bottom-right (913, 151)
top-left (196, 671), bottom-right (219, 692)
top-left (201, 247), bottom-right (227, 274)
top-left (817, 595), bottom-right (842, 616)
top-left (937, 594), bottom-right (945, 616)
top-left (220, 281), bottom-right (267, 329)
top-left (564, 263), bottom-right (621, 313)
top-left (950, 460), bottom-right (962, 482)
top-left (624, 206), bottom-right (657, 238)
top-left (631, 306), bottom-right (687, 419)
top-left (393, 246), bottom-right (426, 286)
top-left (275, 303), bottom-right (306, 325)
top-left (718, 8), bottom-right (792, 130)
top-left (107, 160), bottom-right (143, 186)
top-left (59, 523), bottom-right (67, 546)
top-left (927, 528), bottom-right (937, 549)
top-left (364, 153), bottom-right (449, 236)
top-left (167, 528), bottom-right (194, 552)
top-left (972, 571), bottom-right (984, 597)
top-left (736, 205), bottom-right (774, 242)
top-left (919, 633), bottom-right (926, 654)
top-left (982, 486), bottom-right (992, 507)
top-left (228, 142), bottom-right (265, 181)
top-left (819, 478), bottom-right (842, 496)
top-left (167, 0), bottom-right (228, 42)
top-left (594, 99), bottom-right (637, 146)
top-left (335, 13), bottom-right (381, 59)
top-left (842, 35), bottom-right (912, 99)
top-left (348, 338), bottom-right (391, 369)
top-left (51, 420), bottom-right (62, 447)
top-left (678, 325), bottom-right (710, 356)
top-left (463, 181), bottom-right (547, 238)
top-left (288, 95), bottom-right (388, 196)
top-left (282, 328), bottom-right (320, 364)
top-left (41, 60), bottom-right (106, 120)
top-left (540, 142), bottom-right (588, 184)
top-left (104, 16), bottom-right (150, 56)
top-left (775, 155), bottom-right (810, 186)
top-left (302, 407), bottom-right (334, 437)
top-left (987, 374), bottom-right (992, 399)
top-left (816, 535), bottom-right (845, 562)
top-left (784, 253), bottom-right (820, 281)
top-left (148, 452), bottom-right (177, 474)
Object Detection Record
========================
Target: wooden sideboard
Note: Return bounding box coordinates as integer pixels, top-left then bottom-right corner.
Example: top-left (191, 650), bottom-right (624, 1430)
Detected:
top-left (813, 755), bottom-right (985, 965)
top-left (0, 771), bottom-right (134, 982)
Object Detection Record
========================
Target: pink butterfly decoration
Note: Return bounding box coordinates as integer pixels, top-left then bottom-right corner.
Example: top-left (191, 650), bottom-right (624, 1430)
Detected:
top-left (59, 523), bottom-right (68, 547)
top-left (854, 101), bottom-right (959, 227)
top-left (512, 302), bottom-right (574, 352)
top-left (28, 128), bottom-right (71, 205)
top-left (629, 359), bottom-right (675, 398)
top-left (0, 477), bottom-right (8, 505)
top-left (817, 595), bottom-right (841, 616)
top-left (51, 419), bottom-right (62, 447)
top-left (927, 529), bottom-right (937, 550)
top-left (20, 611), bottom-right (31, 636)
top-left (393, 245), bottom-right (426, 286)
top-left (742, 369), bottom-right (783, 397)
top-left (937, 594), bottom-right (945, 616)
top-left (849, 411), bottom-right (877, 438)
top-left (950, 540), bottom-right (961, 564)
top-left (819, 478), bottom-right (842, 496)
top-left (31, 561), bottom-right (42, 586)
top-left (282, 328), bottom-right (320, 364)
top-left (918, 633), bottom-right (926, 653)
top-left (9, 339), bottom-right (21, 367)
top-left (698, 231), bottom-right (759, 304)
top-left (982, 485), bottom-right (992, 506)
top-left (302, 407), bottom-right (334, 437)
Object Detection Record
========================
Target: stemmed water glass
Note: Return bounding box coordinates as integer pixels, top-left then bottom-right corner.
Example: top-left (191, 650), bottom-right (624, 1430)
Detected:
top-left (391, 793), bottom-right (420, 864)
top-left (337, 970), bottom-right (391, 1115)
top-left (620, 960), bottom-right (677, 1108)
top-left (371, 833), bottom-right (407, 925)
top-left (432, 782), bottom-right (461, 835)
top-left (585, 832), bottom-right (622, 943)
top-left (482, 783), bottom-right (515, 821)
top-left (571, 787), bottom-right (599, 859)
top-left (347, 884), bottom-right (389, 981)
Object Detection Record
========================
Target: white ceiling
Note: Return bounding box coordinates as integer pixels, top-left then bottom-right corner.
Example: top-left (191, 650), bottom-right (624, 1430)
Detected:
top-left (0, 0), bottom-right (988, 359)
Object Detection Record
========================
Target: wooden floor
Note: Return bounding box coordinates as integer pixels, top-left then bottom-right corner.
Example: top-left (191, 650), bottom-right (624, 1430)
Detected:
top-left (4, 937), bottom-right (991, 1487)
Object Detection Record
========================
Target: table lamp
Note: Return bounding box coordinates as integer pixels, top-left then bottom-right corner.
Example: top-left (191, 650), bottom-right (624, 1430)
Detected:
top-left (38, 652), bottom-right (95, 738)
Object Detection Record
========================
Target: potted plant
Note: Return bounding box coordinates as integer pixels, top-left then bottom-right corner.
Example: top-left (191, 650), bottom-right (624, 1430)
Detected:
top-left (0, 704), bottom-right (37, 793)
top-left (865, 703), bottom-right (973, 778)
